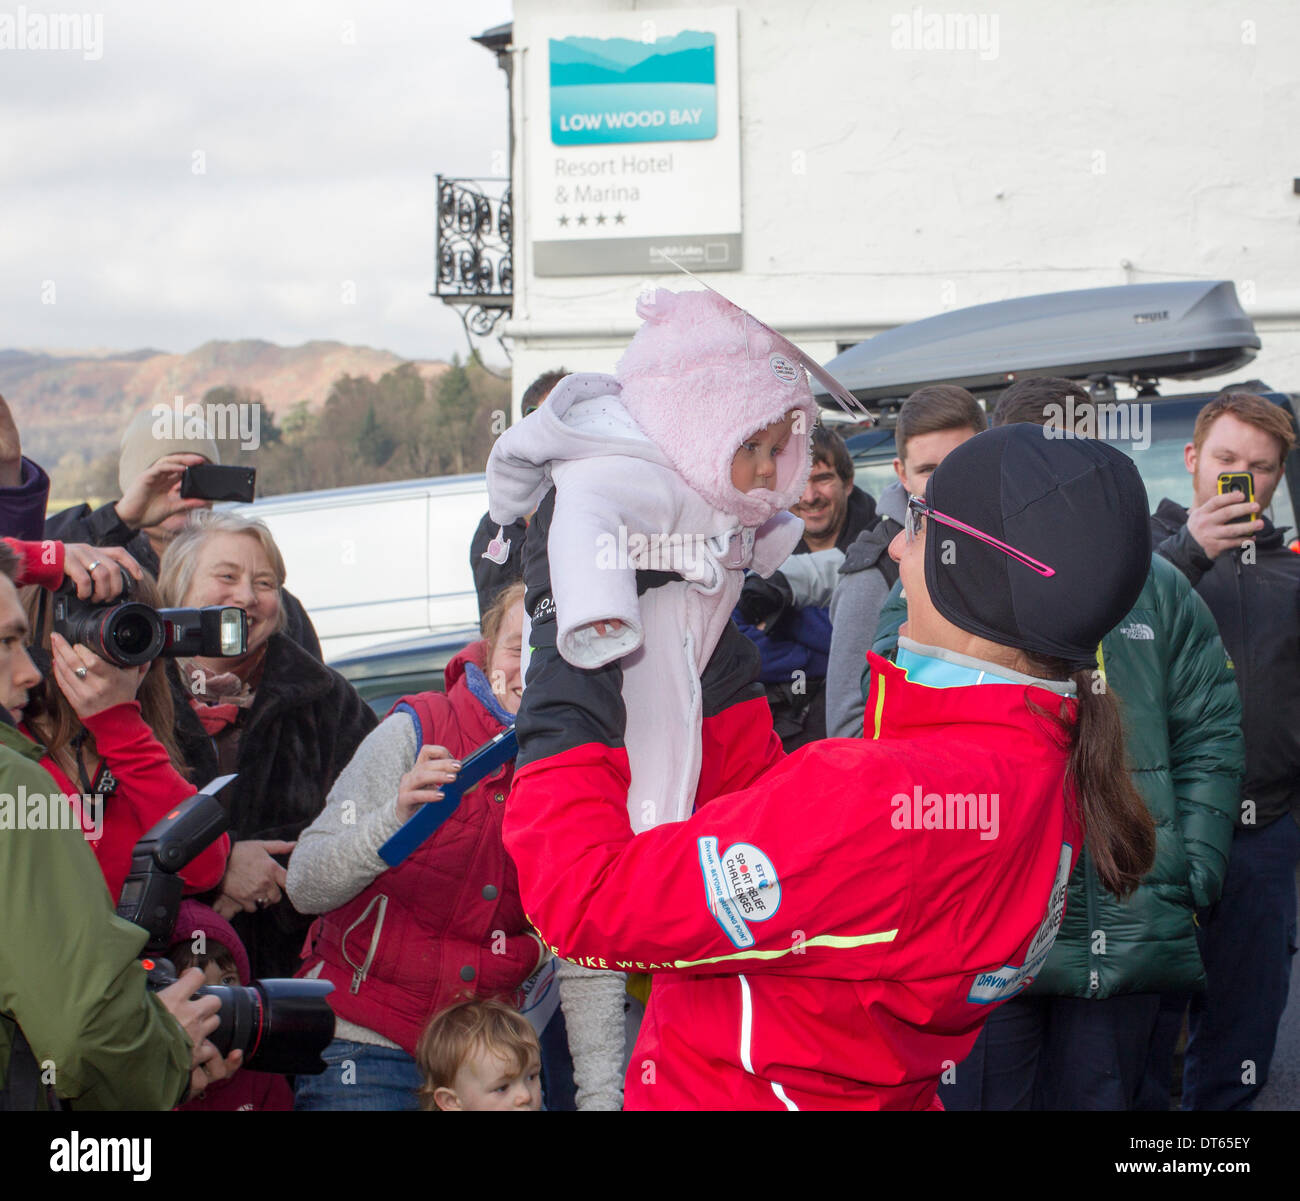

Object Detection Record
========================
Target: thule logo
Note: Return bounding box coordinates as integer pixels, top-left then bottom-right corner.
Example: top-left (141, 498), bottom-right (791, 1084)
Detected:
top-left (1120, 622), bottom-right (1155, 641)
top-left (1133, 310), bottom-right (1169, 324)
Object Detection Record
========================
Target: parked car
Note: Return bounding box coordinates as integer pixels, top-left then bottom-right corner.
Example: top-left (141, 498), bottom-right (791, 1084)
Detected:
top-left (329, 625), bottom-right (482, 715)
top-left (815, 281), bottom-right (1300, 533)
top-left (230, 473), bottom-right (489, 660)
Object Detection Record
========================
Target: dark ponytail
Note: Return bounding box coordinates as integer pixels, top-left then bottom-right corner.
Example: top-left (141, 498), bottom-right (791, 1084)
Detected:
top-left (1029, 658), bottom-right (1155, 899)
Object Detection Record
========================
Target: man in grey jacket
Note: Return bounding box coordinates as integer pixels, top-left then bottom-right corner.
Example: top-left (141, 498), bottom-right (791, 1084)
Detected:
top-left (825, 385), bottom-right (986, 738)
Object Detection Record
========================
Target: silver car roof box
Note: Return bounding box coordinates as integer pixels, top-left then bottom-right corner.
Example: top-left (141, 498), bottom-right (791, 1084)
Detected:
top-left (814, 281), bottom-right (1260, 407)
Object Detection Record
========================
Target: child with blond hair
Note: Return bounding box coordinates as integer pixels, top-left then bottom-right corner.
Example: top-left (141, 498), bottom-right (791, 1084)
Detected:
top-left (417, 999), bottom-right (542, 1112)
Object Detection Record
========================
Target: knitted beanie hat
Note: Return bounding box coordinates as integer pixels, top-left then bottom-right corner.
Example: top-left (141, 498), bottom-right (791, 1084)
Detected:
top-left (615, 289), bottom-right (819, 526)
top-left (171, 899), bottom-right (251, 985)
top-left (923, 424), bottom-right (1151, 672)
top-left (118, 406), bottom-right (220, 495)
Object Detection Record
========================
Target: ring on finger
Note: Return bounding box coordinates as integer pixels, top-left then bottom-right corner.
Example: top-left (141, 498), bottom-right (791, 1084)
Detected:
top-left (74, 666), bottom-right (88, 679)
top-left (86, 560), bottom-right (101, 572)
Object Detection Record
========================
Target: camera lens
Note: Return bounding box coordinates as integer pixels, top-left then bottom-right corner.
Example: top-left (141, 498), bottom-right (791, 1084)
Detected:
top-left (200, 984), bottom-right (259, 1059)
top-left (198, 979), bottom-right (334, 1075)
top-left (111, 613), bottom-right (155, 656)
top-left (94, 603), bottom-right (166, 667)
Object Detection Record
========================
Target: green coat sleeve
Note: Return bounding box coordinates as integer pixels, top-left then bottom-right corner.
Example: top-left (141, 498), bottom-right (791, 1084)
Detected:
top-left (1153, 556), bottom-right (1244, 908)
top-left (0, 754), bottom-right (193, 1110)
top-left (860, 579), bottom-right (908, 702)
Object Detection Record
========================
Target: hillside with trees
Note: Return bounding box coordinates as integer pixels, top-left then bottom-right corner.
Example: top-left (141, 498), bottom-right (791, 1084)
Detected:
top-left (45, 355), bottom-right (509, 504)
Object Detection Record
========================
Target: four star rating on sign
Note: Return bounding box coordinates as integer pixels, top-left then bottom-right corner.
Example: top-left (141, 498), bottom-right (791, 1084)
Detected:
top-left (557, 212), bottom-right (627, 227)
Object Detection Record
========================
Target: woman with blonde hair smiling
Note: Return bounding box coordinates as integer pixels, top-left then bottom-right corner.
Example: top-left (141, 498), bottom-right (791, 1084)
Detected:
top-left (159, 510), bottom-right (375, 979)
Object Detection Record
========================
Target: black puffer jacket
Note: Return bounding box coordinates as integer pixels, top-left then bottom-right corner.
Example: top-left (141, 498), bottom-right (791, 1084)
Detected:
top-left (172, 633), bottom-right (377, 978)
top-left (1152, 499), bottom-right (1300, 828)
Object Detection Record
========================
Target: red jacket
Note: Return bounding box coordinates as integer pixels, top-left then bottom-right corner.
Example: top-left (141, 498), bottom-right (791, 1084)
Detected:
top-left (26, 701), bottom-right (229, 903)
top-left (505, 653), bottom-right (1083, 1110)
top-left (4, 537), bottom-right (64, 589)
top-left (300, 643), bottom-right (544, 1054)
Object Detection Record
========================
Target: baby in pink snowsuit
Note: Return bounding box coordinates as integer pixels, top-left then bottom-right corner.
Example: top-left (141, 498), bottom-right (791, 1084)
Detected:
top-left (487, 287), bottom-right (819, 831)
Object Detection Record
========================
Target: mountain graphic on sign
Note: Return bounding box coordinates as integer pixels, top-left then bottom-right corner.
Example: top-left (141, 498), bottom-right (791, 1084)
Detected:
top-left (550, 30), bottom-right (715, 87)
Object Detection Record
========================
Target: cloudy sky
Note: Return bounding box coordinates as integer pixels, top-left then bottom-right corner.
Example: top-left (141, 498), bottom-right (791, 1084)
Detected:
top-left (0, 0), bottom-right (513, 363)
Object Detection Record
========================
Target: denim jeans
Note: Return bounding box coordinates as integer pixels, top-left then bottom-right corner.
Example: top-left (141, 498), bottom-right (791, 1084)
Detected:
top-left (940, 992), bottom-right (1164, 1110)
top-left (939, 995), bottom-right (1044, 1110)
top-left (538, 1005), bottom-right (577, 1112)
top-left (293, 1038), bottom-right (422, 1112)
top-left (1183, 815), bottom-right (1300, 1110)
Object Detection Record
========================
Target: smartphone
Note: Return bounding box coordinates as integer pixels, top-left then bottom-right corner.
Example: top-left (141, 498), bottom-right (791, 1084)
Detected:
top-left (180, 464), bottom-right (256, 503)
top-left (1216, 471), bottom-right (1255, 524)
top-left (379, 728), bottom-right (518, 866)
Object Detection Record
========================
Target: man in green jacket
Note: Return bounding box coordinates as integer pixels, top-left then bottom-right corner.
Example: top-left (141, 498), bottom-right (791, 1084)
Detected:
top-left (861, 379), bottom-right (1243, 1110)
top-left (0, 542), bottom-right (238, 1109)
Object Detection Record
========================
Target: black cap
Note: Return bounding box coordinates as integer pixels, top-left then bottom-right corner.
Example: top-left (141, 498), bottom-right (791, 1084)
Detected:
top-left (923, 424), bottom-right (1150, 672)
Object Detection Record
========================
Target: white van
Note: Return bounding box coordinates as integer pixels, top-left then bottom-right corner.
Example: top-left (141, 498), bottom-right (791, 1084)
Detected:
top-left (231, 473), bottom-right (490, 661)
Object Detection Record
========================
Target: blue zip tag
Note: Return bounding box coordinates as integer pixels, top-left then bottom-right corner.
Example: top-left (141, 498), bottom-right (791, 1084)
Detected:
top-left (378, 728), bottom-right (518, 867)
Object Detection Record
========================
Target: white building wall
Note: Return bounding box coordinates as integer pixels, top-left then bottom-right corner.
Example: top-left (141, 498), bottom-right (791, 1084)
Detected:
top-left (504, 0), bottom-right (1300, 409)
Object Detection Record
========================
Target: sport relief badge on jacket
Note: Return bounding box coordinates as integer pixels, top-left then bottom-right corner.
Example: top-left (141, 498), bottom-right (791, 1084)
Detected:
top-left (699, 837), bottom-right (781, 949)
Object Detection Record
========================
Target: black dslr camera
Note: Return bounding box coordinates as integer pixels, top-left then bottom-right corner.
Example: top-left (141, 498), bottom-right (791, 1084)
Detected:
top-left (52, 570), bottom-right (248, 667)
top-left (116, 777), bottom-right (334, 1075)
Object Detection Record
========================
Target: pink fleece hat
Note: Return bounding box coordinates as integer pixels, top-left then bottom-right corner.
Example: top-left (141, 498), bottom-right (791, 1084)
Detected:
top-left (615, 289), bottom-right (819, 526)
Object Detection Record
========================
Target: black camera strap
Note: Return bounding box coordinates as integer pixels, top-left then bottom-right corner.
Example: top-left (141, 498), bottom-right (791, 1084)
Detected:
top-left (70, 732), bottom-right (117, 802)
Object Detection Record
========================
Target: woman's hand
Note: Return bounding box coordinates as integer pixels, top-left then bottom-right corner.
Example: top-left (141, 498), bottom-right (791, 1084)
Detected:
top-left (212, 894), bottom-right (243, 921)
top-left (396, 745), bottom-right (461, 823)
top-left (217, 838), bottom-right (295, 913)
top-left (114, 452), bottom-right (210, 530)
top-left (50, 632), bottom-right (147, 719)
top-left (61, 544), bottom-right (144, 601)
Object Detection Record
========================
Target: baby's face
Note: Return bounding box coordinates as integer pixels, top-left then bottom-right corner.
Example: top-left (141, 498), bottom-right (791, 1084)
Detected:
top-left (438, 1043), bottom-right (542, 1111)
top-left (731, 411), bottom-right (797, 494)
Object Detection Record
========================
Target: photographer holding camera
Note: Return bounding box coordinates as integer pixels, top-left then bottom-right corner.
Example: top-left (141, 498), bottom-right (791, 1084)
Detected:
top-left (0, 541), bottom-right (240, 1109)
top-left (17, 569), bottom-right (231, 901)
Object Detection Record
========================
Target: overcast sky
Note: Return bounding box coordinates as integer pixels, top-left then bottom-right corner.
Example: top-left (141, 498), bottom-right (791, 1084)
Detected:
top-left (0, 0), bottom-right (513, 363)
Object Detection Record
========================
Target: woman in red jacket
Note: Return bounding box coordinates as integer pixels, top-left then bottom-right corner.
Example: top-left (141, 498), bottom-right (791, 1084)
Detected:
top-left (287, 582), bottom-right (547, 1111)
top-left (504, 425), bottom-right (1159, 1110)
top-left (18, 574), bottom-right (229, 902)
